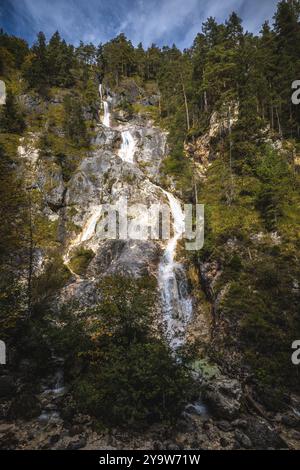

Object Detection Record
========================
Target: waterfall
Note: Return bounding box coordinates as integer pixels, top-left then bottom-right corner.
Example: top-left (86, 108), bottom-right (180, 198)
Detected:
top-left (158, 190), bottom-right (193, 351)
top-left (102, 101), bottom-right (110, 127)
top-left (63, 206), bottom-right (102, 269)
top-left (81, 206), bottom-right (102, 242)
top-left (118, 130), bottom-right (136, 163)
top-left (158, 190), bottom-right (207, 415)
top-left (99, 83), bottom-right (110, 127)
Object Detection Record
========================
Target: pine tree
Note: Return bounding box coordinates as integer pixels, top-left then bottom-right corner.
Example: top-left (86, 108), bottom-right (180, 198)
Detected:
top-left (23, 32), bottom-right (49, 94)
top-left (63, 94), bottom-right (87, 145)
top-left (0, 89), bottom-right (25, 134)
top-left (273, 0), bottom-right (300, 136)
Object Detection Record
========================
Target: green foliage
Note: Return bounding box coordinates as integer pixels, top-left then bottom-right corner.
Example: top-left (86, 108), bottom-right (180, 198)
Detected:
top-left (0, 143), bottom-right (28, 337)
top-left (69, 247), bottom-right (94, 275)
top-left (100, 34), bottom-right (137, 85)
top-left (0, 1), bottom-right (300, 421)
top-left (70, 276), bottom-right (193, 427)
top-left (63, 94), bottom-right (88, 145)
top-left (118, 98), bottom-right (134, 117)
top-left (75, 340), bottom-right (191, 427)
top-left (0, 29), bottom-right (28, 71)
top-left (23, 31), bottom-right (75, 93)
top-left (32, 255), bottom-right (71, 307)
top-left (255, 147), bottom-right (291, 229)
top-left (212, 242), bottom-right (300, 407)
top-left (0, 89), bottom-right (25, 133)
top-left (23, 32), bottom-right (49, 95)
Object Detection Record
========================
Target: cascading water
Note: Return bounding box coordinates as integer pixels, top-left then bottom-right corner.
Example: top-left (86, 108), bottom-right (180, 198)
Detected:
top-left (99, 83), bottom-right (103, 104)
top-left (102, 101), bottom-right (110, 127)
top-left (118, 130), bottom-right (136, 163)
top-left (81, 206), bottom-right (102, 243)
top-left (158, 190), bottom-right (193, 351)
top-left (99, 83), bottom-right (110, 127)
top-left (63, 206), bottom-right (103, 269)
top-left (159, 190), bottom-right (208, 416)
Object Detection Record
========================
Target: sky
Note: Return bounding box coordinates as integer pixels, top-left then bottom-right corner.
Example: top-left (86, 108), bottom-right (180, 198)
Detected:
top-left (0, 0), bottom-right (279, 49)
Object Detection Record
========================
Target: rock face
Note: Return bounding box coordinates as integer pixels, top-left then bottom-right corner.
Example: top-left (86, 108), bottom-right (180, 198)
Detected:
top-left (11, 85), bottom-right (297, 451)
top-left (60, 117), bottom-right (168, 306)
top-left (243, 417), bottom-right (287, 449)
top-left (202, 376), bottom-right (242, 421)
top-left (184, 103), bottom-right (238, 176)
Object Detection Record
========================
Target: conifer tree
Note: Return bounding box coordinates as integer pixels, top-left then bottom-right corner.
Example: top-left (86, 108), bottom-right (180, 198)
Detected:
top-left (0, 89), bottom-right (25, 134)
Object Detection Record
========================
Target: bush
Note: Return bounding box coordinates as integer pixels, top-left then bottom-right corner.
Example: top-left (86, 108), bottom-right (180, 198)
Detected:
top-left (69, 247), bottom-right (94, 275)
top-left (70, 276), bottom-right (194, 427)
top-left (32, 255), bottom-right (71, 304)
top-left (74, 339), bottom-right (192, 427)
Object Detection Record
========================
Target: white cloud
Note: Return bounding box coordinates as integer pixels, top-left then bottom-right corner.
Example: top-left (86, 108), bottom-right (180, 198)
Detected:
top-left (7, 0), bottom-right (279, 48)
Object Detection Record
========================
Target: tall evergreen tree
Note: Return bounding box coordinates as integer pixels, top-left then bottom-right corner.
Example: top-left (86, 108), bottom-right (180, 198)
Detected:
top-left (0, 89), bottom-right (25, 134)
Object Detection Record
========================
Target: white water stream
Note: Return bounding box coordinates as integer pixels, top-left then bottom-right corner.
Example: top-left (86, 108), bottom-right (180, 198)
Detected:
top-left (80, 206), bottom-right (103, 243)
top-left (118, 129), bottom-right (136, 163)
top-left (62, 83), bottom-right (206, 415)
top-left (99, 83), bottom-right (111, 127)
top-left (158, 190), bottom-right (193, 351)
top-left (67, 84), bottom-right (193, 352)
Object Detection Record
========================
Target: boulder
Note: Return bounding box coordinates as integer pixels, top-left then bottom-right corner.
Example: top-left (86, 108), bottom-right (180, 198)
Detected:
top-left (244, 417), bottom-right (288, 449)
top-left (67, 436), bottom-right (87, 450)
top-left (0, 423), bottom-right (18, 450)
top-left (281, 413), bottom-right (300, 430)
top-left (234, 430), bottom-right (252, 449)
top-left (202, 376), bottom-right (242, 420)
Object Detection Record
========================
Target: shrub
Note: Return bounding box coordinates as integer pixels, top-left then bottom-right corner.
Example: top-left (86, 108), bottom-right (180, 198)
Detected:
top-left (69, 247), bottom-right (94, 275)
top-left (70, 275), bottom-right (194, 427)
top-left (32, 255), bottom-right (71, 304)
top-left (74, 339), bottom-right (192, 427)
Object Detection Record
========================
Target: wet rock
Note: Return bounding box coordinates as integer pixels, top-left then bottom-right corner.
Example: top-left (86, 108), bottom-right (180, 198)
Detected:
top-left (93, 126), bottom-right (120, 148)
top-left (0, 423), bottom-right (15, 434)
top-left (216, 420), bottom-right (233, 432)
top-left (220, 437), bottom-right (230, 448)
top-left (234, 430), bottom-right (252, 449)
top-left (291, 430), bottom-right (300, 440)
top-left (232, 418), bottom-right (248, 430)
top-left (281, 413), bottom-right (300, 430)
top-left (49, 434), bottom-right (61, 445)
top-left (90, 239), bottom-right (160, 278)
top-left (245, 417), bottom-right (288, 449)
top-left (202, 420), bottom-right (211, 431)
top-left (202, 376), bottom-right (242, 421)
top-left (0, 423), bottom-right (18, 450)
top-left (67, 437), bottom-right (87, 450)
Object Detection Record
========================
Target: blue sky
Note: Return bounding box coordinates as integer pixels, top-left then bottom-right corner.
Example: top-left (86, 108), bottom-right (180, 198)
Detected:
top-left (1, 0), bottom-right (279, 48)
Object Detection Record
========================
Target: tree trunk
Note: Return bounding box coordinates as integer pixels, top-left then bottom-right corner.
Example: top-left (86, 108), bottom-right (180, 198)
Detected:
top-left (275, 106), bottom-right (283, 139)
top-left (204, 90), bottom-right (208, 112)
top-left (181, 73), bottom-right (190, 131)
top-left (27, 190), bottom-right (33, 317)
top-left (227, 106), bottom-right (234, 204)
